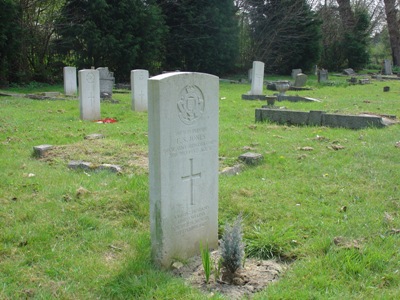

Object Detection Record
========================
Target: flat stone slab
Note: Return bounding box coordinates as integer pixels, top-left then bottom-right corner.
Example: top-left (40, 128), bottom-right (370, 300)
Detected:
top-left (277, 95), bottom-right (320, 102)
top-left (255, 108), bottom-right (396, 129)
top-left (33, 144), bottom-right (53, 157)
top-left (238, 152), bottom-right (264, 165)
top-left (219, 164), bottom-right (243, 176)
top-left (68, 160), bottom-right (122, 173)
top-left (242, 94), bottom-right (266, 100)
top-left (84, 133), bottom-right (105, 140)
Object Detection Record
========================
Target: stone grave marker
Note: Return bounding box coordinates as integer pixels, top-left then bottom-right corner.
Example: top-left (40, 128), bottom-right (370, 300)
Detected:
top-left (97, 67), bottom-right (115, 99)
top-left (131, 69), bottom-right (149, 111)
top-left (250, 61), bottom-right (264, 95)
top-left (383, 59), bottom-right (393, 75)
top-left (148, 72), bottom-right (219, 268)
top-left (318, 69), bottom-right (328, 83)
top-left (78, 69), bottom-right (100, 120)
top-left (291, 69), bottom-right (302, 79)
top-left (248, 68), bottom-right (253, 83)
top-left (343, 68), bottom-right (356, 76)
top-left (294, 73), bottom-right (307, 87)
top-left (63, 67), bottom-right (77, 96)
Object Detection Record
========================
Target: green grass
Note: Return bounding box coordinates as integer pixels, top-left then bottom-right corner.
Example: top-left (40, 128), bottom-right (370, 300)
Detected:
top-left (1, 74), bottom-right (400, 299)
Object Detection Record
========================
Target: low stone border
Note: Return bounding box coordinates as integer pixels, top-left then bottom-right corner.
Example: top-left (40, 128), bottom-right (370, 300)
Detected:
top-left (255, 108), bottom-right (397, 129)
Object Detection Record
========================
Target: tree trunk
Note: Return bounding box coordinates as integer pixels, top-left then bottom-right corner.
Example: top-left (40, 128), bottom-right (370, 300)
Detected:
top-left (336, 0), bottom-right (355, 29)
top-left (383, 0), bottom-right (400, 66)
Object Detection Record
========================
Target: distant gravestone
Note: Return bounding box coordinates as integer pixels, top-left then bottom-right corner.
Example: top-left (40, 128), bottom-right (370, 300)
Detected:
top-left (78, 69), bottom-right (100, 120)
top-left (291, 69), bottom-right (302, 79)
top-left (383, 59), bottom-right (393, 75)
top-left (294, 73), bottom-right (307, 87)
top-left (343, 68), bottom-right (356, 76)
top-left (318, 69), bottom-right (328, 83)
top-left (63, 67), bottom-right (77, 96)
top-left (250, 61), bottom-right (264, 95)
top-left (131, 69), bottom-right (149, 111)
top-left (97, 67), bottom-right (115, 99)
top-left (248, 68), bottom-right (253, 83)
top-left (148, 72), bottom-right (219, 268)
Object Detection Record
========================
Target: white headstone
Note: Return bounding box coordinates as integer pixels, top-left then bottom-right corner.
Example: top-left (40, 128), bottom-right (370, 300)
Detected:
top-left (131, 69), bottom-right (149, 111)
top-left (78, 69), bottom-right (100, 121)
top-left (250, 61), bottom-right (264, 95)
top-left (291, 69), bottom-right (302, 79)
top-left (148, 72), bottom-right (219, 268)
top-left (63, 67), bottom-right (77, 96)
top-left (248, 68), bottom-right (253, 83)
top-left (383, 59), bottom-right (393, 75)
top-left (294, 73), bottom-right (308, 87)
top-left (318, 69), bottom-right (328, 83)
top-left (97, 67), bottom-right (114, 98)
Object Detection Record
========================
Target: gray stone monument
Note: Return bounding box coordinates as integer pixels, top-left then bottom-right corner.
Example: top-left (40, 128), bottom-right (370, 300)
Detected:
top-left (63, 67), bottom-right (77, 96)
top-left (148, 72), bottom-right (219, 268)
top-left (131, 69), bottom-right (149, 111)
top-left (78, 69), bottom-right (100, 121)
top-left (97, 67), bottom-right (115, 99)
top-left (318, 69), bottom-right (328, 83)
top-left (293, 73), bottom-right (307, 87)
top-left (250, 61), bottom-right (264, 95)
top-left (383, 59), bottom-right (393, 75)
top-left (291, 69), bottom-right (302, 79)
top-left (248, 68), bottom-right (253, 83)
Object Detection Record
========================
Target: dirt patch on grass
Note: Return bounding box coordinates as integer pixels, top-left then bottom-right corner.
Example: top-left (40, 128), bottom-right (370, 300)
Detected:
top-left (172, 250), bottom-right (287, 299)
top-left (39, 139), bottom-right (148, 174)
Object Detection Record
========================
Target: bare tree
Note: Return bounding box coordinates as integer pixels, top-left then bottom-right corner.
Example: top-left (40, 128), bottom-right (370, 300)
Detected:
top-left (383, 0), bottom-right (400, 66)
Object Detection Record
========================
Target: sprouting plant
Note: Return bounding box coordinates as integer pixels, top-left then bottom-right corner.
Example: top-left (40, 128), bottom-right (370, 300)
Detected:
top-left (214, 257), bottom-right (223, 281)
top-left (220, 214), bottom-right (245, 275)
top-left (200, 241), bottom-right (212, 283)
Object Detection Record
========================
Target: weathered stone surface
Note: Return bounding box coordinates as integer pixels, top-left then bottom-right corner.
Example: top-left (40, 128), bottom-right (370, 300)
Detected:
top-left (256, 108), bottom-right (391, 129)
top-left (293, 73), bottom-right (307, 87)
top-left (84, 133), bottom-right (105, 140)
top-left (63, 67), bottom-right (77, 96)
top-left (219, 164), bottom-right (243, 176)
top-left (33, 144), bottom-right (53, 158)
top-left (131, 69), bottom-right (149, 111)
top-left (148, 72), bottom-right (219, 268)
top-left (79, 69), bottom-right (101, 121)
top-left (239, 152), bottom-right (263, 165)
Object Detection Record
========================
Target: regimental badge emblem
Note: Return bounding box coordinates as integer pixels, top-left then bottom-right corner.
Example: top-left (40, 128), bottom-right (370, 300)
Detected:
top-left (86, 72), bottom-right (95, 83)
top-left (177, 85), bottom-right (205, 125)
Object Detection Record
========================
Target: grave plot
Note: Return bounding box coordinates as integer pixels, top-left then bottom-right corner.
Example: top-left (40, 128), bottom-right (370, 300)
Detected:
top-left (33, 137), bottom-right (148, 175)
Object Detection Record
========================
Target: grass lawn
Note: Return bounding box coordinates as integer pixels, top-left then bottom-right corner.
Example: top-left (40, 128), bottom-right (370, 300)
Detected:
top-left (1, 74), bottom-right (399, 299)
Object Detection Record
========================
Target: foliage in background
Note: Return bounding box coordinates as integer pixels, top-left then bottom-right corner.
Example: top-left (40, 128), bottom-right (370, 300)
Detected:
top-left (318, 1), bottom-right (370, 71)
top-left (54, 0), bottom-right (167, 81)
top-left (243, 0), bottom-right (322, 74)
top-left (157, 0), bottom-right (239, 75)
top-left (0, 0), bottom-right (21, 86)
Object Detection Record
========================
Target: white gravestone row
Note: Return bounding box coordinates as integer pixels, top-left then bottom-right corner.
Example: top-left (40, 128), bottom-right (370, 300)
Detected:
top-left (78, 69), bottom-right (100, 121)
top-left (250, 61), bottom-right (264, 95)
top-left (131, 69), bottom-right (149, 111)
top-left (63, 67), bottom-right (77, 96)
top-left (148, 72), bottom-right (219, 267)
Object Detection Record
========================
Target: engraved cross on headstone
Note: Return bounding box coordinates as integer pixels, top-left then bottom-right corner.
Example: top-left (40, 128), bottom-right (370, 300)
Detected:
top-left (181, 158), bottom-right (201, 205)
top-left (138, 89), bottom-right (145, 101)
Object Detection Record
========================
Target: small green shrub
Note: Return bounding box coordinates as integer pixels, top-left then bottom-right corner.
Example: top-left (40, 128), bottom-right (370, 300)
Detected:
top-left (220, 214), bottom-right (245, 274)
